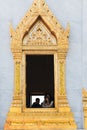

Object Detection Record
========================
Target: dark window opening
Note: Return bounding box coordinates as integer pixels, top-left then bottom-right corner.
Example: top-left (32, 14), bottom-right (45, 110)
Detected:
top-left (26, 55), bottom-right (54, 108)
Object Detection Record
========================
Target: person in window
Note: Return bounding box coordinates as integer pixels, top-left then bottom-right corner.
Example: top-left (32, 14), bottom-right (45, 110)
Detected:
top-left (31, 98), bottom-right (41, 108)
top-left (41, 93), bottom-right (53, 108)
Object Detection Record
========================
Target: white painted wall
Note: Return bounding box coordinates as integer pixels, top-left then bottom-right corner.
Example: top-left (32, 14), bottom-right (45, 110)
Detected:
top-left (0, 0), bottom-right (86, 129)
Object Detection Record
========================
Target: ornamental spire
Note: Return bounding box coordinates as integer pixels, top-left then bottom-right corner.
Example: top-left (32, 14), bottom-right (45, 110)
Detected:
top-left (33, 0), bottom-right (45, 5)
top-left (33, 0), bottom-right (46, 10)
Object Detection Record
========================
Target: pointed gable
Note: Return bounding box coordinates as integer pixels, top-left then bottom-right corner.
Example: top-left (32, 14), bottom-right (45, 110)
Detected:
top-left (10, 0), bottom-right (70, 51)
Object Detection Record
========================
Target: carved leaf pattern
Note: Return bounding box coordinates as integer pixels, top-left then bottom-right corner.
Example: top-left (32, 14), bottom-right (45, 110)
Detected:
top-left (23, 20), bottom-right (57, 45)
top-left (15, 62), bottom-right (20, 95)
top-left (60, 61), bottom-right (65, 95)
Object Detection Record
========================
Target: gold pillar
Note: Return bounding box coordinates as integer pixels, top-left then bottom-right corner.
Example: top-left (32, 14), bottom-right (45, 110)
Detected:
top-left (83, 88), bottom-right (87, 129)
top-left (14, 61), bottom-right (20, 95)
top-left (57, 52), bottom-right (70, 112)
top-left (10, 53), bottom-right (22, 113)
top-left (59, 60), bottom-right (66, 95)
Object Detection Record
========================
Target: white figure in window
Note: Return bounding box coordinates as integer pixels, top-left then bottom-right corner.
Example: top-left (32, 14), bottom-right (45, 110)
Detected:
top-left (41, 93), bottom-right (53, 108)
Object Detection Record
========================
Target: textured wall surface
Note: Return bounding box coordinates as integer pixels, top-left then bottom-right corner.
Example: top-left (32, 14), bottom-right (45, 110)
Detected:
top-left (0, 0), bottom-right (87, 129)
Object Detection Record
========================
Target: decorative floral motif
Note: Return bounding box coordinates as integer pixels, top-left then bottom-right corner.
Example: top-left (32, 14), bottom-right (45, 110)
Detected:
top-left (59, 61), bottom-right (65, 95)
top-left (23, 20), bottom-right (57, 45)
top-left (15, 62), bottom-right (20, 95)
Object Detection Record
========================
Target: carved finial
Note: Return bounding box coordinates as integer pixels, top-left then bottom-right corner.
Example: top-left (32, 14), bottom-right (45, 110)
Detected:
top-left (83, 88), bottom-right (87, 97)
top-left (34, 0), bottom-right (45, 3)
top-left (10, 23), bottom-right (15, 37)
top-left (33, 0), bottom-right (45, 8)
top-left (64, 23), bottom-right (70, 38)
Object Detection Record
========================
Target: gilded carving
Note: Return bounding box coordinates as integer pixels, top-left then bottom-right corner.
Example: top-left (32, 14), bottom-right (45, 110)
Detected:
top-left (15, 62), bottom-right (20, 95)
top-left (4, 0), bottom-right (77, 130)
top-left (23, 19), bottom-right (57, 45)
top-left (82, 88), bottom-right (87, 129)
top-left (59, 61), bottom-right (65, 95)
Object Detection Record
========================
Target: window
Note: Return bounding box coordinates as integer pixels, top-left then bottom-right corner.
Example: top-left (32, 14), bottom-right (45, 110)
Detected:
top-left (26, 55), bottom-right (54, 108)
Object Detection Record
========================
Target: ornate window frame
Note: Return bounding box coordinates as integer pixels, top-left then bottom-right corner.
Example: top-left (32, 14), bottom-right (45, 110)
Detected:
top-left (9, 0), bottom-right (70, 113)
top-left (4, 1), bottom-right (77, 130)
top-left (22, 50), bottom-right (58, 113)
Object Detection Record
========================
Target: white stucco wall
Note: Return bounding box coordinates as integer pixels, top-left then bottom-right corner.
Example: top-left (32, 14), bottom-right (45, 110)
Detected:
top-left (0, 0), bottom-right (87, 129)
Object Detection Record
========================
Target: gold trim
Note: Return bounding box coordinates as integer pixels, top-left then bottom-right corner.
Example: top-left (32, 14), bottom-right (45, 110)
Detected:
top-left (82, 88), bottom-right (87, 129)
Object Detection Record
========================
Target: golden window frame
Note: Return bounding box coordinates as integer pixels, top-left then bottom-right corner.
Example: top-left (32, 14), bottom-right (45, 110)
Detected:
top-left (22, 50), bottom-right (58, 113)
top-left (4, 0), bottom-right (77, 129)
top-left (8, 0), bottom-right (70, 115)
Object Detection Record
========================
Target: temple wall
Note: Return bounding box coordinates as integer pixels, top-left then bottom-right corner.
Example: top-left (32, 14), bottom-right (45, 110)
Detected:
top-left (0, 0), bottom-right (87, 129)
